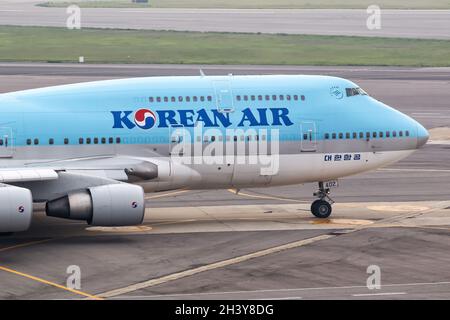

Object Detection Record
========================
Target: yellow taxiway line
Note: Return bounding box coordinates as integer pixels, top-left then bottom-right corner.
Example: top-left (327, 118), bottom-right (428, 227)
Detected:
top-left (145, 189), bottom-right (190, 199)
top-left (0, 238), bottom-right (53, 253)
top-left (0, 265), bottom-right (103, 300)
top-left (227, 188), bottom-right (306, 203)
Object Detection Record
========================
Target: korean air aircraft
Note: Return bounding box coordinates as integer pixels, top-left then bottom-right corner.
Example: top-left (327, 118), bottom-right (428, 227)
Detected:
top-left (0, 75), bottom-right (429, 234)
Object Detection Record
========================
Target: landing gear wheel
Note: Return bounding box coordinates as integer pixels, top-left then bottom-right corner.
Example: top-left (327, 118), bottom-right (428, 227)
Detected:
top-left (311, 200), bottom-right (332, 219)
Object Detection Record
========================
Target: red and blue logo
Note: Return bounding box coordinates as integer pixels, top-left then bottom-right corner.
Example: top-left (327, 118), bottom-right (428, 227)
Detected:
top-left (134, 109), bottom-right (157, 129)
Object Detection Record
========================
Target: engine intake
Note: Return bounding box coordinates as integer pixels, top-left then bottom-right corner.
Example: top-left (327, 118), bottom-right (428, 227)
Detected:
top-left (0, 185), bottom-right (33, 233)
top-left (46, 184), bottom-right (145, 226)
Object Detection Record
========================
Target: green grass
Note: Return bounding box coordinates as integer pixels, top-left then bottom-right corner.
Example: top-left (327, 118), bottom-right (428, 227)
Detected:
top-left (0, 26), bottom-right (449, 66)
top-left (38, 0), bottom-right (450, 9)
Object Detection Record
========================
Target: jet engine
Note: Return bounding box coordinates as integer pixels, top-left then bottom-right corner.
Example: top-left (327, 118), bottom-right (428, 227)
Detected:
top-left (46, 184), bottom-right (145, 226)
top-left (0, 185), bottom-right (33, 233)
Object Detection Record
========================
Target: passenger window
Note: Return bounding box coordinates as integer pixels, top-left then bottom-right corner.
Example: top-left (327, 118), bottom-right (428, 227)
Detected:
top-left (101, 137), bottom-right (106, 144)
top-left (156, 97), bottom-right (161, 102)
top-left (373, 132), bottom-right (377, 138)
top-left (207, 96), bottom-right (212, 102)
top-left (366, 132), bottom-right (370, 139)
top-left (244, 95), bottom-right (248, 101)
top-left (116, 137), bottom-right (121, 144)
top-left (79, 138), bottom-right (84, 144)
top-left (279, 95), bottom-right (284, 101)
top-left (379, 132), bottom-right (384, 138)
top-left (34, 138), bottom-right (39, 145)
top-left (164, 97), bottom-right (168, 102)
top-left (399, 131), bottom-right (403, 137)
top-left (200, 96), bottom-right (205, 102)
top-left (233, 136), bottom-right (238, 142)
top-left (193, 96), bottom-right (198, 102)
top-left (272, 95), bottom-right (277, 101)
top-left (251, 95), bottom-right (256, 101)
top-left (346, 133), bottom-right (350, 139)
top-left (0, 139), bottom-right (3, 146)
top-left (149, 97), bottom-right (154, 103)
top-left (86, 138), bottom-right (91, 144)
top-left (324, 133), bottom-right (330, 139)
top-left (178, 96), bottom-right (183, 102)
top-left (359, 132), bottom-right (364, 139)
top-left (171, 96), bottom-right (176, 102)
top-left (64, 138), bottom-right (69, 145)
top-left (393, 131), bottom-right (397, 137)
top-left (293, 95), bottom-right (299, 101)
top-left (49, 138), bottom-right (54, 145)
top-left (258, 95), bottom-right (263, 101)
top-left (211, 136), bottom-right (216, 142)
top-left (339, 133), bottom-right (343, 139)
top-left (386, 131), bottom-right (390, 138)
top-left (303, 133), bottom-right (308, 140)
top-left (109, 137), bottom-right (113, 144)
top-left (26, 139), bottom-right (31, 145)
top-left (353, 132), bottom-right (357, 139)
top-left (94, 138), bottom-right (99, 144)
top-left (332, 133), bottom-right (337, 139)
top-left (286, 95), bottom-right (291, 101)
top-left (301, 95), bottom-right (306, 101)
top-left (186, 96), bottom-right (191, 102)
top-left (405, 130), bottom-right (410, 137)
top-left (265, 95), bottom-right (270, 101)
top-left (236, 95), bottom-right (241, 101)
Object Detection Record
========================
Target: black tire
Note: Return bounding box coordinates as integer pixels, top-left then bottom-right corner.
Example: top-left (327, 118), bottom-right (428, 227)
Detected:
top-left (311, 200), bottom-right (332, 219)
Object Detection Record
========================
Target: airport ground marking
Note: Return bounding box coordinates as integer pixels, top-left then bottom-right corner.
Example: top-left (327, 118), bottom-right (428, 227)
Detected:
top-left (0, 265), bottom-right (103, 300)
top-left (0, 238), bottom-right (53, 253)
top-left (352, 292), bottom-right (406, 297)
top-left (227, 189), bottom-right (306, 203)
top-left (145, 189), bottom-right (190, 199)
top-left (113, 281), bottom-right (450, 299)
top-left (97, 233), bottom-right (335, 298)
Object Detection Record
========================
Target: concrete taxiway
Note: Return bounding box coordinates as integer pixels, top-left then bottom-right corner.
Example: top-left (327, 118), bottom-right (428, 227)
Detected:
top-left (0, 64), bottom-right (448, 300)
top-left (0, 1), bottom-right (450, 39)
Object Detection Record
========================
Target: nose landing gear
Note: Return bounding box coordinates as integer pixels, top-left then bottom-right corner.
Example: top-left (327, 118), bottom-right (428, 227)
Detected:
top-left (311, 182), bottom-right (334, 219)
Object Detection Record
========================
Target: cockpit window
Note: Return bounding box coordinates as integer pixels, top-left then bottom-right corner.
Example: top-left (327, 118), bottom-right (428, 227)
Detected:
top-left (346, 87), bottom-right (368, 97)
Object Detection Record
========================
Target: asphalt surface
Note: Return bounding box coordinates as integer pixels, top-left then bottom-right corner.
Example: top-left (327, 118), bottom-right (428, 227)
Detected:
top-left (0, 64), bottom-right (448, 300)
top-left (0, 1), bottom-right (450, 39)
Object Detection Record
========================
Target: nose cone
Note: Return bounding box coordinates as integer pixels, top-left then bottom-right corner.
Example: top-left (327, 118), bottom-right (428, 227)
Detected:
top-left (416, 123), bottom-right (429, 148)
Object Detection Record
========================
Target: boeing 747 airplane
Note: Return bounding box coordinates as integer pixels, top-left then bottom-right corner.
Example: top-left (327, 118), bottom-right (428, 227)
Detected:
top-left (0, 75), bottom-right (429, 234)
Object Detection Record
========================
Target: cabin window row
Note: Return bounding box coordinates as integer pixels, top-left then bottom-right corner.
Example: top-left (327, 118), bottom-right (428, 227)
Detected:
top-left (236, 94), bottom-right (305, 102)
top-left (187, 135), bottom-right (268, 143)
top-left (26, 137), bottom-right (122, 145)
top-left (149, 95), bottom-right (213, 103)
top-left (323, 130), bottom-right (410, 140)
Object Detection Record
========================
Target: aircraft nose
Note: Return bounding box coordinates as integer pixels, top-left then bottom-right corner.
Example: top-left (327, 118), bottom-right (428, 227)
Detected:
top-left (416, 122), bottom-right (429, 148)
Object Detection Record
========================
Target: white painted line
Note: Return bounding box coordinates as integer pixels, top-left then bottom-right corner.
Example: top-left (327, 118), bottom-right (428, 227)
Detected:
top-left (112, 281), bottom-right (450, 299)
top-left (98, 234), bottom-right (335, 298)
top-left (353, 292), bottom-right (406, 297)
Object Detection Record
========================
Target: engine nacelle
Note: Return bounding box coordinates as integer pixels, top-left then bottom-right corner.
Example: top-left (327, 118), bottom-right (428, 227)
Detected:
top-left (0, 185), bottom-right (33, 233)
top-left (46, 184), bottom-right (145, 226)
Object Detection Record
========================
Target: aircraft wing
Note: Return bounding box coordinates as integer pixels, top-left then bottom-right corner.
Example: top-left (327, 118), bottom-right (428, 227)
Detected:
top-left (10, 155), bottom-right (161, 183)
top-left (0, 168), bottom-right (59, 183)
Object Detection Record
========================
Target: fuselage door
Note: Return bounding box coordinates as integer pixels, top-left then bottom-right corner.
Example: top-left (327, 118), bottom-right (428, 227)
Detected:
top-left (300, 121), bottom-right (317, 152)
top-left (0, 127), bottom-right (14, 158)
top-left (212, 79), bottom-right (234, 113)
